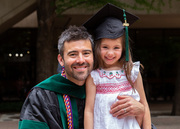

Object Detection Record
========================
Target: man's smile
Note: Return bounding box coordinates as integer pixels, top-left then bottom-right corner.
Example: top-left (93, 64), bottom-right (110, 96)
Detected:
top-left (73, 65), bottom-right (88, 72)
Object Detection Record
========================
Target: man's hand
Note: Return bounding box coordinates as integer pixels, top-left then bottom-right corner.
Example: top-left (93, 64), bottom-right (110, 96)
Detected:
top-left (110, 95), bottom-right (144, 119)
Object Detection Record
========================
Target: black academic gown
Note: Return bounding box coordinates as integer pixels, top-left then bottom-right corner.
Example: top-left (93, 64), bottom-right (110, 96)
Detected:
top-left (19, 74), bottom-right (85, 129)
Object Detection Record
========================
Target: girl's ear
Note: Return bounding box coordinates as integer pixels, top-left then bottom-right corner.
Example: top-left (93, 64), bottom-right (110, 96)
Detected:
top-left (57, 54), bottom-right (64, 66)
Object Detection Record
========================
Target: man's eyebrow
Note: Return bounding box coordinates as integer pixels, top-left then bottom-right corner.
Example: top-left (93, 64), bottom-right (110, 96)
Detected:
top-left (67, 50), bottom-right (92, 55)
top-left (67, 51), bottom-right (77, 55)
top-left (83, 49), bottom-right (92, 52)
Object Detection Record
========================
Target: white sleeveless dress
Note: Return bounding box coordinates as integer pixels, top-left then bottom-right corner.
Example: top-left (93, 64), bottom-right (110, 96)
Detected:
top-left (90, 62), bottom-right (141, 129)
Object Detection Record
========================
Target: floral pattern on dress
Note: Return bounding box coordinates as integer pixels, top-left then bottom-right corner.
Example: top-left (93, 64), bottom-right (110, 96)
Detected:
top-left (98, 68), bottom-right (126, 79)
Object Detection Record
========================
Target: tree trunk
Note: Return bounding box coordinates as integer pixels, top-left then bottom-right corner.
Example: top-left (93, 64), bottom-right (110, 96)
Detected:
top-left (36, 0), bottom-right (56, 83)
top-left (172, 58), bottom-right (180, 115)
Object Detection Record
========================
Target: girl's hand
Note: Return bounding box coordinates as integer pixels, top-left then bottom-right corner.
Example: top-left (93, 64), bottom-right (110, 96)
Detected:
top-left (109, 95), bottom-right (144, 119)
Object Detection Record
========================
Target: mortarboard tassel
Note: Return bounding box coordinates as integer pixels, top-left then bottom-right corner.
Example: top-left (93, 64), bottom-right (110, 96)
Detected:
top-left (123, 9), bottom-right (129, 62)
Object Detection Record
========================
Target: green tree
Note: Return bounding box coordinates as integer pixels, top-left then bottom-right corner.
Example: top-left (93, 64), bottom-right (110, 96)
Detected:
top-left (55, 0), bottom-right (172, 14)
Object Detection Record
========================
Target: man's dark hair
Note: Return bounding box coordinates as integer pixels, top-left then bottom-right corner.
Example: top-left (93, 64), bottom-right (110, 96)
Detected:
top-left (58, 25), bottom-right (94, 57)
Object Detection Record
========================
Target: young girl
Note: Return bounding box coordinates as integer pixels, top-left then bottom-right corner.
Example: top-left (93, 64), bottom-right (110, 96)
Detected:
top-left (84, 3), bottom-right (151, 129)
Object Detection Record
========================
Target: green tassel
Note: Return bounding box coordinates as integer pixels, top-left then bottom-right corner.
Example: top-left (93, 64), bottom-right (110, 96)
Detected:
top-left (125, 26), bottom-right (129, 62)
top-left (123, 9), bottom-right (129, 62)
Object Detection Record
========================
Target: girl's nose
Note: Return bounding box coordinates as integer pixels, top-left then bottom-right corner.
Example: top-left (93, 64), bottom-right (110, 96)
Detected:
top-left (107, 50), bottom-right (114, 57)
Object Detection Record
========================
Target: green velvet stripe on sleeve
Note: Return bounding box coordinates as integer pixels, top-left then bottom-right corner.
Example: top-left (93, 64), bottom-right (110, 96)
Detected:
top-left (19, 120), bottom-right (49, 129)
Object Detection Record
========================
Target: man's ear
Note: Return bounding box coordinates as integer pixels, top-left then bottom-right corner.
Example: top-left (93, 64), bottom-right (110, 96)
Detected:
top-left (57, 54), bottom-right (64, 66)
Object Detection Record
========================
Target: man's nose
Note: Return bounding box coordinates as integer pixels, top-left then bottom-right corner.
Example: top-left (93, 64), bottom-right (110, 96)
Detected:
top-left (77, 54), bottom-right (85, 64)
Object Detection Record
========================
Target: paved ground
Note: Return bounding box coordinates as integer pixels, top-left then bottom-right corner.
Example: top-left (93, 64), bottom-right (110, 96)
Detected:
top-left (1, 114), bottom-right (180, 129)
top-left (0, 101), bottom-right (180, 129)
top-left (152, 116), bottom-right (180, 129)
top-left (0, 113), bottom-right (19, 129)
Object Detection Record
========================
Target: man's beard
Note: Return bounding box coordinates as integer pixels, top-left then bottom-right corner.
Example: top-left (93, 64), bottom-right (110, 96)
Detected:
top-left (71, 70), bottom-right (90, 81)
top-left (65, 62), bottom-right (92, 81)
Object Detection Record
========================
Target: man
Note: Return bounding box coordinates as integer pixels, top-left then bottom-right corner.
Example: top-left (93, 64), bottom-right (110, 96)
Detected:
top-left (19, 26), bottom-right (94, 129)
top-left (19, 25), bottom-right (144, 129)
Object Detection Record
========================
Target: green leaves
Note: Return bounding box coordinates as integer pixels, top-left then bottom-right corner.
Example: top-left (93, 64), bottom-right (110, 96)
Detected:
top-left (55, 0), bottom-right (178, 15)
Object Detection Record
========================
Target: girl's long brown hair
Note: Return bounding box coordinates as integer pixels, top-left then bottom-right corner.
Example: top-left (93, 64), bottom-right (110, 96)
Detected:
top-left (93, 34), bottom-right (135, 89)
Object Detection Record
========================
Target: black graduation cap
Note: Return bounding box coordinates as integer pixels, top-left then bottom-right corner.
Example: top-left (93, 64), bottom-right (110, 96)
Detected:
top-left (83, 3), bottom-right (139, 61)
